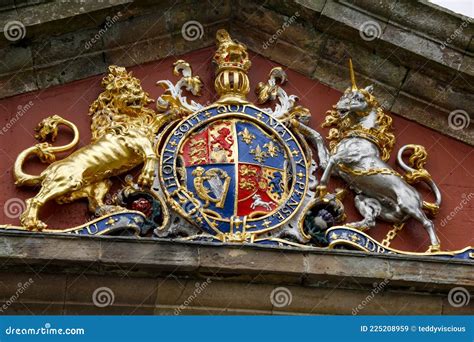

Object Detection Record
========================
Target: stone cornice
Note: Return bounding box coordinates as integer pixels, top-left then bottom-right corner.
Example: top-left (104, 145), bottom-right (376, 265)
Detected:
top-left (230, 0), bottom-right (473, 145)
top-left (0, 232), bottom-right (472, 314)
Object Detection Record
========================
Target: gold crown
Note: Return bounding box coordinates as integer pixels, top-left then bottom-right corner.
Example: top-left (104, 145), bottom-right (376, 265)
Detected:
top-left (213, 29), bottom-right (251, 73)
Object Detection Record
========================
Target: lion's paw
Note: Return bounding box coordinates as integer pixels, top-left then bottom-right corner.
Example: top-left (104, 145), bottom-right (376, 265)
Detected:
top-left (138, 165), bottom-right (155, 188)
top-left (20, 215), bottom-right (47, 231)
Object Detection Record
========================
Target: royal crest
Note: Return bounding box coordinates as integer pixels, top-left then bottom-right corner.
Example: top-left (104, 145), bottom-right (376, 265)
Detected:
top-left (160, 104), bottom-right (309, 243)
top-left (156, 30), bottom-right (312, 244)
top-left (0, 29), bottom-right (472, 260)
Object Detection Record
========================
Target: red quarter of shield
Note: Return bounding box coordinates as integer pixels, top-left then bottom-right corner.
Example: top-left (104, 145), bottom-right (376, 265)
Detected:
top-left (237, 163), bottom-right (277, 216)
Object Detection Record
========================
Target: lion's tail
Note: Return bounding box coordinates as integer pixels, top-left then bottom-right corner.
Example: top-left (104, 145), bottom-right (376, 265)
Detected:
top-left (397, 144), bottom-right (441, 217)
top-left (14, 115), bottom-right (80, 187)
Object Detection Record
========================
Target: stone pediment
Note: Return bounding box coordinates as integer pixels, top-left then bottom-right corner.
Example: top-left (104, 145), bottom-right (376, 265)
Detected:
top-left (0, 0), bottom-right (472, 316)
top-left (0, 0), bottom-right (472, 144)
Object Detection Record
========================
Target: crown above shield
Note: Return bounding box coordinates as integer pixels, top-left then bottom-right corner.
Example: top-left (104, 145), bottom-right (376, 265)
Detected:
top-left (213, 29), bottom-right (251, 73)
top-left (213, 29), bottom-right (252, 103)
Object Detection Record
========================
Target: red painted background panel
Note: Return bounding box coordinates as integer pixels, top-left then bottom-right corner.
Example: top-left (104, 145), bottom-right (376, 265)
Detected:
top-left (0, 47), bottom-right (472, 252)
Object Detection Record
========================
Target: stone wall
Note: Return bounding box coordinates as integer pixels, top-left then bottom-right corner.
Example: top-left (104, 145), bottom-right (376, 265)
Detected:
top-left (0, 0), bottom-right (472, 144)
top-left (0, 232), bottom-right (472, 314)
top-left (0, 0), bottom-right (230, 97)
top-left (231, 0), bottom-right (473, 145)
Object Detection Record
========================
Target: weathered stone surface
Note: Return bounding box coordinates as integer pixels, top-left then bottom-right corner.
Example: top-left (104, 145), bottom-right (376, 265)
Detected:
top-left (197, 243), bottom-right (306, 285)
top-left (390, 1), bottom-right (473, 51)
top-left (0, 0), bottom-right (472, 147)
top-left (0, 272), bottom-right (66, 315)
top-left (0, 70), bottom-right (37, 98)
top-left (294, 0), bottom-right (326, 13)
top-left (0, 0), bottom-right (16, 12)
top-left (282, 285), bottom-right (442, 315)
top-left (232, 25), bottom-right (317, 76)
top-left (0, 233), bottom-right (472, 315)
top-left (319, 36), bottom-right (408, 89)
top-left (105, 35), bottom-right (175, 68)
top-left (31, 28), bottom-right (105, 66)
top-left (17, 0), bottom-right (132, 28)
top-left (237, 0), bottom-right (319, 51)
top-left (36, 54), bottom-right (107, 89)
top-left (102, 11), bottom-right (168, 49)
top-left (0, 45), bottom-right (32, 75)
top-left (392, 92), bottom-right (474, 145)
top-left (0, 11), bottom-right (22, 49)
top-left (441, 296), bottom-right (474, 315)
top-left (347, 0), bottom-right (398, 19)
top-left (165, 0), bottom-right (231, 34)
top-left (0, 233), bottom-right (101, 265)
top-left (321, 0), bottom-right (388, 38)
top-left (157, 278), bottom-right (275, 312)
top-left (460, 54), bottom-right (474, 78)
top-left (4, 303), bottom-right (64, 315)
top-left (467, 36), bottom-right (474, 54)
top-left (312, 58), bottom-right (398, 110)
top-left (65, 274), bottom-right (158, 315)
top-left (100, 238), bottom-right (200, 273)
top-left (156, 307), bottom-right (273, 315)
top-left (256, 0), bottom-right (314, 20)
top-left (381, 25), bottom-right (464, 73)
top-left (401, 70), bottom-right (474, 115)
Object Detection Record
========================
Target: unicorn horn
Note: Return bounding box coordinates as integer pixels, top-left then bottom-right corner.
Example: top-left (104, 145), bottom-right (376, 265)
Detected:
top-left (349, 59), bottom-right (357, 91)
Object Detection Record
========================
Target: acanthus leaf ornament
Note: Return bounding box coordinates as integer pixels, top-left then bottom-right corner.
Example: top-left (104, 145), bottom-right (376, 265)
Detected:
top-left (0, 30), bottom-right (472, 261)
top-left (256, 67), bottom-right (298, 119)
top-left (156, 59), bottom-right (204, 116)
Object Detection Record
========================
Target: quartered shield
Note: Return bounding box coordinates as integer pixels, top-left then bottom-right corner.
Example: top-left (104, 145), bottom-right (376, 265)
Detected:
top-left (160, 104), bottom-right (309, 241)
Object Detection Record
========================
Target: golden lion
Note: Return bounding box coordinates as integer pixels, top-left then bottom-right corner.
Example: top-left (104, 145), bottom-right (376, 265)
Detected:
top-left (14, 66), bottom-right (168, 230)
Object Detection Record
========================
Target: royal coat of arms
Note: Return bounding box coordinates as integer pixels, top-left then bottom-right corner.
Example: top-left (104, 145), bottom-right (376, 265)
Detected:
top-left (1, 29), bottom-right (472, 260)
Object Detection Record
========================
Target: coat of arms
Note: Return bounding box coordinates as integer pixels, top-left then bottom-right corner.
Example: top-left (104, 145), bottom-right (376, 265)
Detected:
top-left (1, 29), bottom-right (472, 260)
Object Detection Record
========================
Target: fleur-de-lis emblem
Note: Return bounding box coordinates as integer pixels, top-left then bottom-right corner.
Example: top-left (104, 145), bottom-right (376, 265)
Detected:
top-left (250, 144), bottom-right (267, 163)
top-left (238, 127), bottom-right (255, 145)
top-left (264, 141), bottom-right (279, 157)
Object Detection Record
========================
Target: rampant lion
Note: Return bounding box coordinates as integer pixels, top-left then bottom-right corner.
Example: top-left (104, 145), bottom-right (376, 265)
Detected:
top-left (211, 127), bottom-right (234, 155)
top-left (13, 66), bottom-right (171, 230)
